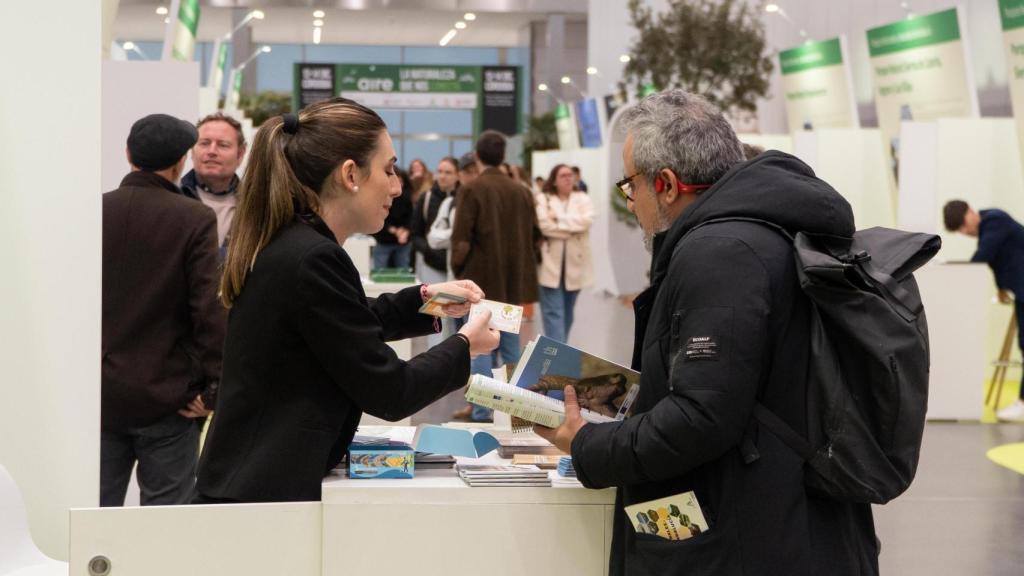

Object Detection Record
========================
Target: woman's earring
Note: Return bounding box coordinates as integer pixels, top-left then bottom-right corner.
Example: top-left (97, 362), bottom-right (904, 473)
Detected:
top-left (353, 185), bottom-right (360, 192)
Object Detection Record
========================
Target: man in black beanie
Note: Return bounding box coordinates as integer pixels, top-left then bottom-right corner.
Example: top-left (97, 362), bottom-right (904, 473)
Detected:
top-left (101, 113), bottom-right (226, 506)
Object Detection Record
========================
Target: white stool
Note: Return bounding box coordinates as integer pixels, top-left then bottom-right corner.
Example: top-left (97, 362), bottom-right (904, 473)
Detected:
top-left (0, 464), bottom-right (67, 575)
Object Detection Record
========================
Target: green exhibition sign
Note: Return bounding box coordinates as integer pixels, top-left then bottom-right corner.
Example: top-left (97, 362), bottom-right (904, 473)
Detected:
top-left (866, 8), bottom-right (961, 57)
top-left (780, 38), bottom-right (844, 75)
top-left (337, 64), bottom-right (481, 109)
top-left (554, 102), bottom-right (579, 150)
top-left (866, 6), bottom-right (977, 185)
top-left (778, 37), bottom-right (857, 132)
top-left (294, 63), bottom-right (522, 135)
top-left (170, 0), bottom-right (200, 62)
top-left (1000, 0), bottom-right (1024, 31)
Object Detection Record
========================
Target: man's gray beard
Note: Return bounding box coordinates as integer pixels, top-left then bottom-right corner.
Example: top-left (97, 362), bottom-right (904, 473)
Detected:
top-left (642, 205), bottom-right (676, 253)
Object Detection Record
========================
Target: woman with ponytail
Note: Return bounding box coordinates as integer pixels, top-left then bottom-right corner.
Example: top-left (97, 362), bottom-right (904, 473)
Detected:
top-left (195, 98), bottom-right (499, 503)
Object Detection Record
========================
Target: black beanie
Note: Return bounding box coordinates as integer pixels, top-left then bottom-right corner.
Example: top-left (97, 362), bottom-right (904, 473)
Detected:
top-left (126, 113), bottom-right (198, 172)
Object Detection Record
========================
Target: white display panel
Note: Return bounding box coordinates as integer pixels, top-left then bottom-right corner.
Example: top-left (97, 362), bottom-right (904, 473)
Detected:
top-left (0, 0), bottom-right (102, 561)
top-left (70, 503), bottom-right (322, 576)
top-left (898, 118), bottom-right (1024, 258)
top-left (101, 61), bottom-right (201, 193)
top-left (792, 129), bottom-right (895, 229)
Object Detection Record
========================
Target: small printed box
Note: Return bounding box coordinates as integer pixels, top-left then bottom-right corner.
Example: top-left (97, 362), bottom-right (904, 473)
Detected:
top-left (347, 444), bottom-right (415, 479)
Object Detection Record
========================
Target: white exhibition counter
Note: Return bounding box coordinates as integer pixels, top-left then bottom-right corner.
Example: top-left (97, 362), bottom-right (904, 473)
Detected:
top-left (321, 466), bottom-right (614, 576)
top-left (70, 454), bottom-right (615, 576)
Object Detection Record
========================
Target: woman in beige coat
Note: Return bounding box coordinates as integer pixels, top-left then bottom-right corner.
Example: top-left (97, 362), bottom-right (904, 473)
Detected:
top-left (536, 164), bottom-right (594, 343)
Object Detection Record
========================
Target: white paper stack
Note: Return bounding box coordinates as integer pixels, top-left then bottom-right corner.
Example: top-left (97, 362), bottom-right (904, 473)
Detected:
top-left (456, 464), bottom-right (551, 487)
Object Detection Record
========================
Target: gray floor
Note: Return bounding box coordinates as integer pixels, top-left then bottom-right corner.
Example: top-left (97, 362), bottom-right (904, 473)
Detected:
top-left (411, 288), bottom-right (1024, 576)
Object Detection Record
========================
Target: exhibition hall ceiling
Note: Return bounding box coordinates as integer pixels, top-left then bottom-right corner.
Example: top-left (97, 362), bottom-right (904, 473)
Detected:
top-left (116, 0), bottom-right (586, 46)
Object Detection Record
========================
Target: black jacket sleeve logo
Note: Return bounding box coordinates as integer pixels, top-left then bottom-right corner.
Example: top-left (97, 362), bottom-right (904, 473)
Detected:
top-left (684, 336), bottom-right (719, 361)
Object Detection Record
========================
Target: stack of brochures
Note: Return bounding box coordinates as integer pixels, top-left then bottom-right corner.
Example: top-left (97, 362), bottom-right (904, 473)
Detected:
top-left (456, 464), bottom-right (551, 487)
top-left (556, 457), bottom-right (576, 478)
top-left (493, 431), bottom-right (564, 458)
top-left (510, 454), bottom-right (563, 469)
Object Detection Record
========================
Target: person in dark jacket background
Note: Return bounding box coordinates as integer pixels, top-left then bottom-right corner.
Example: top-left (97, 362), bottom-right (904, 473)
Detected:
top-left (194, 98), bottom-right (498, 504)
top-left (370, 166), bottom-right (413, 270)
top-left (944, 201), bottom-right (1024, 421)
top-left (102, 113), bottom-right (225, 506)
top-left (536, 89), bottom-right (879, 576)
top-left (411, 156), bottom-right (459, 348)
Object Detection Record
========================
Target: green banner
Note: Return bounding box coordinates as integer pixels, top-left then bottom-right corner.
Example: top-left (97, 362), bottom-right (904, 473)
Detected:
top-left (337, 65), bottom-right (480, 95)
top-left (1001, 0), bottom-right (1024, 31)
top-left (216, 43), bottom-right (228, 72)
top-left (867, 8), bottom-right (960, 57)
top-left (780, 38), bottom-right (844, 75)
top-left (178, 0), bottom-right (199, 35)
top-left (554, 102), bottom-right (570, 119)
top-left (170, 0), bottom-right (200, 62)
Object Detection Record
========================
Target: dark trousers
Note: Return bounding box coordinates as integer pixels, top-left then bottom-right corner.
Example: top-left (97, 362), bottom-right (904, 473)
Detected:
top-left (101, 412), bottom-right (201, 506)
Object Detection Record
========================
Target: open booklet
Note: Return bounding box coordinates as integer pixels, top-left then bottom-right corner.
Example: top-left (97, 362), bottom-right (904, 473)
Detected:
top-left (500, 335), bottom-right (641, 431)
top-left (465, 374), bottom-right (621, 429)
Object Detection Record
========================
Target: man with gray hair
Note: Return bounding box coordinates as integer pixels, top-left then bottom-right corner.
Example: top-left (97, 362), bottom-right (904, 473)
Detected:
top-left (536, 90), bottom-right (878, 575)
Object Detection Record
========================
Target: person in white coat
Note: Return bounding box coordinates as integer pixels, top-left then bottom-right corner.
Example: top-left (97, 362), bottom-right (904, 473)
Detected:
top-left (535, 164), bottom-right (594, 343)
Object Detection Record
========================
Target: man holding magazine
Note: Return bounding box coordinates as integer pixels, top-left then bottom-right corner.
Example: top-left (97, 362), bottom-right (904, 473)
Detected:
top-left (535, 90), bottom-right (879, 575)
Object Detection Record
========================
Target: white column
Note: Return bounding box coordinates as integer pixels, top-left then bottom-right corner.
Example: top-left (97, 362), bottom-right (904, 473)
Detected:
top-left (0, 0), bottom-right (102, 561)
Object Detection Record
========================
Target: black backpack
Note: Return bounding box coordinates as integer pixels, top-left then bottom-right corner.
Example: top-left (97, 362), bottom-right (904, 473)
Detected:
top-left (685, 218), bottom-right (941, 504)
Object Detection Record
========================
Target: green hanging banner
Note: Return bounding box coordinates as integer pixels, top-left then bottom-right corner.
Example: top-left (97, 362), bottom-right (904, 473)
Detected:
top-left (866, 7), bottom-right (978, 153)
top-left (168, 0), bottom-right (200, 62)
top-left (778, 37), bottom-right (858, 132)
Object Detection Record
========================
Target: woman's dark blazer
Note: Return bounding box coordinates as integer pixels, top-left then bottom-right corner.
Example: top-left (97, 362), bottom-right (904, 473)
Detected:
top-left (196, 216), bottom-right (470, 502)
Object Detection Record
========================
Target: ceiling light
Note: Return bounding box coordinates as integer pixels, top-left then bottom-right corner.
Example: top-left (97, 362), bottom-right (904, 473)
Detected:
top-left (561, 76), bottom-right (571, 84)
top-left (619, 54), bottom-right (631, 63)
top-left (455, 21), bottom-right (466, 29)
top-left (313, 10), bottom-right (325, 18)
top-left (439, 29), bottom-right (457, 46)
top-left (586, 66), bottom-right (598, 75)
top-left (251, 9), bottom-right (265, 20)
top-left (538, 83), bottom-right (548, 91)
top-left (155, 6), bottom-right (168, 15)
top-left (313, 19), bottom-right (324, 27)
top-left (261, 46), bottom-right (272, 53)
top-left (122, 41), bottom-right (135, 50)
top-left (464, 13), bottom-right (476, 21)
top-left (313, 26), bottom-right (322, 44)
top-left (765, 3), bottom-right (779, 13)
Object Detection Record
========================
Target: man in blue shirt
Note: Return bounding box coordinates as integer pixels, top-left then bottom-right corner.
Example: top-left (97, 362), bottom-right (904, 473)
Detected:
top-left (944, 200), bottom-right (1024, 421)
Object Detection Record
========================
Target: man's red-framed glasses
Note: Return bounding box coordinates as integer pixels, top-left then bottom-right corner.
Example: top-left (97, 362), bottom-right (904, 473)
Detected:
top-left (615, 173), bottom-right (712, 202)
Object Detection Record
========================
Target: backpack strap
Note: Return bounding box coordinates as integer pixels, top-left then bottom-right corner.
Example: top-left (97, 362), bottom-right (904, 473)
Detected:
top-left (851, 256), bottom-right (918, 322)
top-left (752, 403), bottom-right (815, 462)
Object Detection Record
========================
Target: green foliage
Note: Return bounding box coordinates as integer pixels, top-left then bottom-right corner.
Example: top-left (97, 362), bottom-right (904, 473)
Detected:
top-left (521, 112), bottom-right (558, 174)
top-left (238, 91), bottom-right (292, 127)
top-left (622, 0), bottom-right (774, 114)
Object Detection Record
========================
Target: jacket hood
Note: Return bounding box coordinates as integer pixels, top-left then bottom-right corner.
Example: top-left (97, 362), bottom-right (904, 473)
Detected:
top-left (652, 151), bottom-right (854, 278)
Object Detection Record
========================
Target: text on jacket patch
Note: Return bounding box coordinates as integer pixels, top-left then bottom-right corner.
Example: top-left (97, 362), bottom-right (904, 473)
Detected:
top-left (685, 336), bottom-right (719, 361)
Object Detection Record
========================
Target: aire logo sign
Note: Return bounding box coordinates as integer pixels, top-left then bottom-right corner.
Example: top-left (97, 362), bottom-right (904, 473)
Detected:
top-left (357, 77), bottom-right (394, 92)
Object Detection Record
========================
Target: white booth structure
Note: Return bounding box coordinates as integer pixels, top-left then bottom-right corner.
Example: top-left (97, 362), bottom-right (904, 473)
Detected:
top-left (898, 118), bottom-right (1024, 419)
